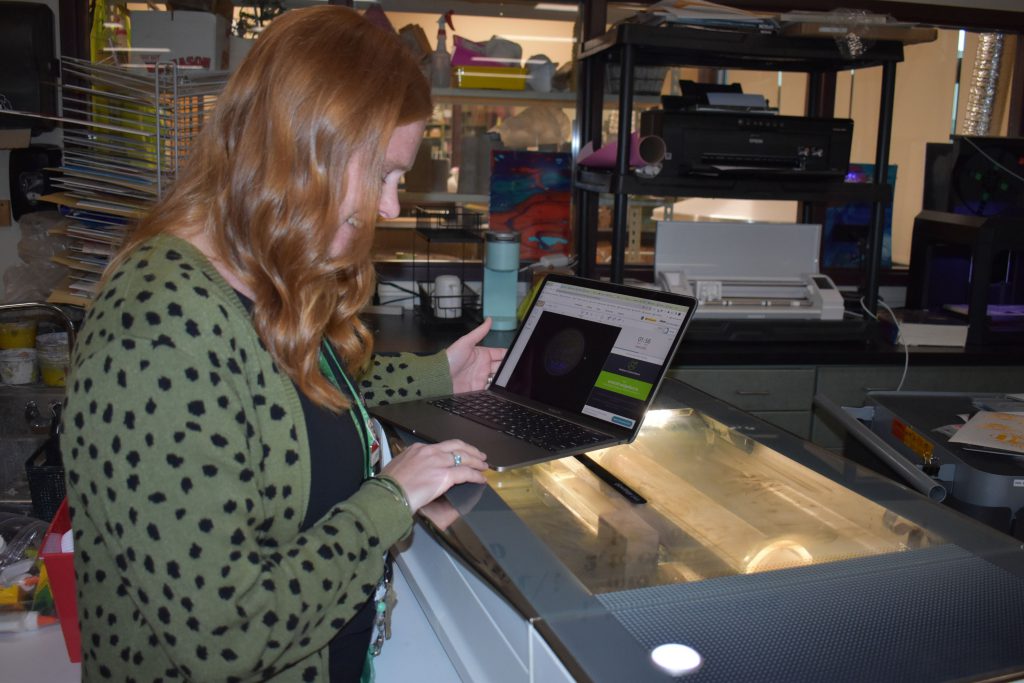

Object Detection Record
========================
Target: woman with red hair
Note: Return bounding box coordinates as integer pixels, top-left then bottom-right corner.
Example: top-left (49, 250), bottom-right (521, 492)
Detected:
top-left (63, 6), bottom-right (500, 681)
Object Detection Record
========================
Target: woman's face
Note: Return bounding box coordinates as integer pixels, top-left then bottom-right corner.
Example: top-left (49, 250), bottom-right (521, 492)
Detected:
top-left (331, 119), bottom-right (426, 258)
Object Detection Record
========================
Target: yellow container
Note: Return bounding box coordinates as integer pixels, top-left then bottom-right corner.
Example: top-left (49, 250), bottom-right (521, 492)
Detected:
top-left (0, 320), bottom-right (37, 349)
top-left (452, 66), bottom-right (528, 91)
top-left (39, 359), bottom-right (68, 387)
top-left (37, 332), bottom-right (70, 387)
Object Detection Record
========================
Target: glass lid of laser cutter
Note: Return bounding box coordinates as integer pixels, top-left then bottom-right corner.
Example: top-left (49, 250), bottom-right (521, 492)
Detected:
top-left (481, 406), bottom-right (946, 595)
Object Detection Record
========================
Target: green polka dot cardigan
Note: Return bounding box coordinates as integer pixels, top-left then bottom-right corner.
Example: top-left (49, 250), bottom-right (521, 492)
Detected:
top-left (62, 234), bottom-right (452, 681)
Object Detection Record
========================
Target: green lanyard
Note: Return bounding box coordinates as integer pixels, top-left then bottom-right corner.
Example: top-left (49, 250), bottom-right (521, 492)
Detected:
top-left (320, 341), bottom-right (393, 679)
top-left (318, 339), bottom-right (376, 480)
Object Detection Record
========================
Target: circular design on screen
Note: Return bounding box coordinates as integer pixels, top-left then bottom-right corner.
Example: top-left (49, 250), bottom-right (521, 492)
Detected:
top-left (543, 328), bottom-right (585, 376)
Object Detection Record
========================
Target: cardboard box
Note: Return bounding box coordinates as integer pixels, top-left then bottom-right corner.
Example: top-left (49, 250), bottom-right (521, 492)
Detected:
top-left (130, 10), bottom-right (230, 71)
top-left (0, 129), bottom-right (32, 149)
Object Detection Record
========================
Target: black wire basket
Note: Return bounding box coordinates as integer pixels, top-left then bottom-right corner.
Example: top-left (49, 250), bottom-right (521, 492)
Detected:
top-left (25, 439), bottom-right (65, 523)
top-left (416, 281), bottom-right (482, 326)
top-left (413, 206), bottom-right (484, 325)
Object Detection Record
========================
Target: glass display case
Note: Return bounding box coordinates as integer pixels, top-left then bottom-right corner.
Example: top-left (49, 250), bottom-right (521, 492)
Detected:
top-left (390, 379), bottom-right (1024, 683)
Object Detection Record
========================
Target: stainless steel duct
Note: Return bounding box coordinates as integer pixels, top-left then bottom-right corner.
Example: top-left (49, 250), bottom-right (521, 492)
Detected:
top-left (963, 32), bottom-right (1005, 136)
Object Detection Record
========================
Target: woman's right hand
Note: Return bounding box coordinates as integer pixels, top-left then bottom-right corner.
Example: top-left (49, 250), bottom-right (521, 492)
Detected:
top-left (380, 439), bottom-right (488, 512)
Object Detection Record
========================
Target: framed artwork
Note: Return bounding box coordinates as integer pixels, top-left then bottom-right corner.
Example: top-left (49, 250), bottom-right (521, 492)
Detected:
top-left (489, 150), bottom-right (572, 261)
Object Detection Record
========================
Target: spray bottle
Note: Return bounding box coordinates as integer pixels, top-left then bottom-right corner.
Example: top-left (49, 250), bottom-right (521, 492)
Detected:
top-left (431, 11), bottom-right (455, 89)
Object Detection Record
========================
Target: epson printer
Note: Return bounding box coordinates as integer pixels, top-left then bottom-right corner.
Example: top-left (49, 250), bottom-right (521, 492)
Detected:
top-left (655, 221), bottom-right (845, 321)
top-left (640, 81), bottom-right (854, 178)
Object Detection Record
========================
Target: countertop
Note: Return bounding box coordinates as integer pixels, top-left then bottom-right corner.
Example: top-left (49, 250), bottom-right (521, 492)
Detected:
top-left (0, 623), bottom-right (80, 682)
top-left (365, 311), bottom-right (1023, 367)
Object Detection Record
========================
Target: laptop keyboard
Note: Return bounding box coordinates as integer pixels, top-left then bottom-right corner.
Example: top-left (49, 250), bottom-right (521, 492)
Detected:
top-left (429, 393), bottom-right (609, 452)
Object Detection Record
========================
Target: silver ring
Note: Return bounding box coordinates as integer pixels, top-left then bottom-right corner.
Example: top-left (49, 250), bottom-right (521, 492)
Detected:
top-left (452, 452), bottom-right (463, 467)
top-left (487, 374), bottom-right (494, 384)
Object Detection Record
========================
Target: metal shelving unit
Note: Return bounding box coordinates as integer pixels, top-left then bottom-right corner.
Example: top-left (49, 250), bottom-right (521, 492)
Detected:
top-left (573, 20), bottom-right (904, 314)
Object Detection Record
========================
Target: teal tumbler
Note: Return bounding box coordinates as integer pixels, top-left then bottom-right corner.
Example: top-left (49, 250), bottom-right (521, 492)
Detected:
top-left (483, 231), bottom-right (520, 331)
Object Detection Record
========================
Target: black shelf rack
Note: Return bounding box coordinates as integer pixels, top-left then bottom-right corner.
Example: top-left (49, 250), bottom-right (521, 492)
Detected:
top-left (573, 18), bottom-right (905, 313)
top-left (412, 206), bottom-right (484, 327)
top-left (576, 169), bottom-right (894, 203)
top-left (578, 23), bottom-right (904, 71)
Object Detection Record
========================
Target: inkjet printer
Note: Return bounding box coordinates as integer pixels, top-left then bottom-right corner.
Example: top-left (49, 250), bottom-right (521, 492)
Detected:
top-left (640, 82), bottom-right (853, 177)
top-left (654, 221), bottom-right (845, 321)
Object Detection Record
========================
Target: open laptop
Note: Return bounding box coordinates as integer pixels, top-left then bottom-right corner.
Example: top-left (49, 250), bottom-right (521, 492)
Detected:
top-left (370, 274), bottom-right (698, 471)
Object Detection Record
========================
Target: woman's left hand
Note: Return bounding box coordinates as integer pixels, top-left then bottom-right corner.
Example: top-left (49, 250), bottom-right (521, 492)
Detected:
top-left (446, 317), bottom-right (505, 393)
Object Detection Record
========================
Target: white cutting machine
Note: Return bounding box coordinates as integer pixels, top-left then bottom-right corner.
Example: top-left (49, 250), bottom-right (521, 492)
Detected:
top-left (655, 221), bottom-right (845, 320)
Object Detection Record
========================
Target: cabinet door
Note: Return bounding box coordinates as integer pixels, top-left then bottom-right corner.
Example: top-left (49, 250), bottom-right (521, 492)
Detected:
top-left (670, 367), bottom-right (815, 411)
top-left (813, 364), bottom-right (1024, 449)
top-left (750, 410), bottom-right (813, 439)
top-left (669, 366), bottom-right (815, 437)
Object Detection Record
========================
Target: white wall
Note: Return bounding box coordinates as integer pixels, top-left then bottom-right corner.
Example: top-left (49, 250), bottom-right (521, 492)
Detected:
top-left (0, 0), bottom-right (61, 302)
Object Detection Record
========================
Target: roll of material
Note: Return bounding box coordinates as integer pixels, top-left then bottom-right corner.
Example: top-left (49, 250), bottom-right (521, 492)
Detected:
top-left (813, 394), bottom-right (947, 503)
top-left (577, 131), bottom-right (666, 168)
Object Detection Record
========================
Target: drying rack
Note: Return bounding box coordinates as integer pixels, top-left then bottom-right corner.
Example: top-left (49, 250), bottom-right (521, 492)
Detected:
top-left (43, 57), bottom-right (229, 305)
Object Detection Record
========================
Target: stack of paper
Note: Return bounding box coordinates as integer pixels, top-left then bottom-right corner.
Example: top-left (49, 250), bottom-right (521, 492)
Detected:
top-left (42, 57), bottom-right (228, 305)
top-left (881, 309), bottom-right (969, 348)
top-left (949, 410), bottom-right (1024, 456)
top-left (635, 0), bottom-right (778, 32)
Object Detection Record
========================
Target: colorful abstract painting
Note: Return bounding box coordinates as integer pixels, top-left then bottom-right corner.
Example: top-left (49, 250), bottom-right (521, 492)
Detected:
top-left (489, 151), bottom-right (571, 261)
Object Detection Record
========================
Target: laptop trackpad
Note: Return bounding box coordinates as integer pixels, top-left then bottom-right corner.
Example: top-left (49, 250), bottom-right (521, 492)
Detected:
top-left (380, 404), bottom-right (562, 471)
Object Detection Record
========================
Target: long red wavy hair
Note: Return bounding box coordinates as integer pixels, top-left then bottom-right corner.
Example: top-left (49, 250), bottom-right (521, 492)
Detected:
top-left (107, 6), bottom-right (432, 412)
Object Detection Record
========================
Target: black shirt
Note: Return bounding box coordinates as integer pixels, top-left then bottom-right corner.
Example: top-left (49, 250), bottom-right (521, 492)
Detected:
top-left (235, 293), bottom-right (375, 680)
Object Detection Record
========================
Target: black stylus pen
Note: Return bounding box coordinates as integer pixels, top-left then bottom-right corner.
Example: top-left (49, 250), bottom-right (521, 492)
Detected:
top-left (574, 454), bottom-right (647, 504)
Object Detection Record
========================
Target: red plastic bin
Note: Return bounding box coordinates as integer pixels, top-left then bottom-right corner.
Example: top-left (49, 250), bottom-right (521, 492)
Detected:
top-left (40, 497), bottom-right (81, 663)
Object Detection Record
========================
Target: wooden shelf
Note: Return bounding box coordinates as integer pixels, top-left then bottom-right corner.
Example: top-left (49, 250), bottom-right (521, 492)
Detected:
top-left (398, 191), bottom-right (489, 205)
top-left (431, 87), bottom-right (661, 108)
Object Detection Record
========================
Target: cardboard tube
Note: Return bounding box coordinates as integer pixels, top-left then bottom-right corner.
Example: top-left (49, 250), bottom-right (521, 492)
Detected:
top-left (813, 394), bottom-right (947, 503)
top-left (635, 134), bottom-right (666, 165)
top-left (578, 132), bottom-right (666, 168)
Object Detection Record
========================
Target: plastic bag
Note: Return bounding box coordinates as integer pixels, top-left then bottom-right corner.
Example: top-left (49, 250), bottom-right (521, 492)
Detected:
top-left (526, 54), bottom-right (555, 93)
top-left (826, 9), bottom-right (880, 58)
top-left (452, 34), bottom-right (523, 67)
top-left (496, 106), bottom-right (571, 149)
top-left (2, 211), bottom-right (70, 304)
top-left (0, 513), bottom-right (50, 612)
top-left (16, 211), bottom-right (67, 264)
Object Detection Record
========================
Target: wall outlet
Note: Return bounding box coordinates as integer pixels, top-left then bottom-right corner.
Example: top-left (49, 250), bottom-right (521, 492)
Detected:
top-left (0, 200), bottom-right (11, 227)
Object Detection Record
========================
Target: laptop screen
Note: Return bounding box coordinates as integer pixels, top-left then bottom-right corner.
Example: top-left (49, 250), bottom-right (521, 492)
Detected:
top-left (493, 276), bottom-right (695, 431)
